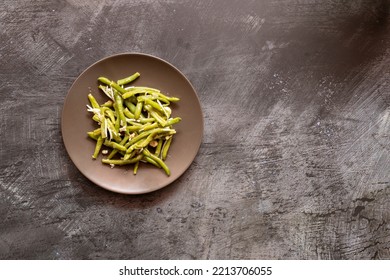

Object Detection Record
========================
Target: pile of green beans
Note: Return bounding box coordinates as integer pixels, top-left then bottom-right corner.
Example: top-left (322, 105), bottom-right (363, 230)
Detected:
top-left (86, 72), bottom-right (181, 176)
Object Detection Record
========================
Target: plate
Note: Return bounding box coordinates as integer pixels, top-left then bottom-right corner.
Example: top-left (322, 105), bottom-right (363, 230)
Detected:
top-left (61, 53), bottom-right (203, 194)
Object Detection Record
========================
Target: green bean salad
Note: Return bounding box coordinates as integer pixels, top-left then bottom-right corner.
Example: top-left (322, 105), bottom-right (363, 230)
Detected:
top-left (86, 72), bottom-right (181, 176)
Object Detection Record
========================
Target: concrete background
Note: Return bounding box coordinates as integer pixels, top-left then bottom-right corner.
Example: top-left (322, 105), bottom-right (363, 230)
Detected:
top-left (0, 0), bottom-right (389, 259)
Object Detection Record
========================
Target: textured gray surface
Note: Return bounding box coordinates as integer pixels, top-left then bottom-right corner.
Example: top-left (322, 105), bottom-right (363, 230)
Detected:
top-left (1, 0), bottom-right (389, 259)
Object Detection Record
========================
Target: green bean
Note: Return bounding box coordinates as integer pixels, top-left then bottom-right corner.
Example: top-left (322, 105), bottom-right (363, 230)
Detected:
top-left (117, 72), bottom-right (140, 86)
top-left (126, 117), bottom-right (155, 125)
top-left (103, 140), bottom-right (127, 151)
top-left (138, 117), bottom-right (181, 132)
top-left (105, 108), bottom-right (116, 124)
top-left (92, 114), bottom-right (100, 123)
top-left (132, 132), bottom-right (159, 150)
top-left (138, 117), bottom-right (156, 123)
top-left (91, 128), bottom-right (101, 136)
top-left (106, 119), bottom-right (121, 142)
top-left (107, 135), bottom-right (129, 159)
top-left (122, 87), bottom-right (159, 99)
top-left (137, 94), bottom-right (170, 104)
top-left (88, 94), bottom-right (100, 109)
top-left (127, 120), bottom-right (144, 127)
top-left (134, 101), bottom-right (143, 119)
top-left (126, 125), bottom-right (143, 133)
top-left (124, 130), bottom-right (151, 152)
top-left (143, 98), bottom-right (167, 114)
top-left (125, 122), bottom-right (156, 134)
top-left (112, 103), bottom-right (120, 132)
top-left (122, 149), bottom-right (138, 160)
top-left (100, 108), bottom-right (107, 139)
top-left (87, 131), bottom-right (99, 140)
top-left (166, 117), bottom-right (181, 126)
top-left (124, 99), bottom-right (136, 113)
top-left (101, 100), bottom-right (113, 107)
top-left (125, 98), bottom-right (146, 118)
top-left (125, 128), bottom-right (175, 154)
top-left (139, 89), bottom-right (180, 103)
top-left (162, 136), bottom-right (173, 160)
top-left (130, 123), bottom-right (153, 131)
top-left (154, 92), bottom-right (180, 102)
top-left (142, 155), bottom-right (161, 168)
top-left (114, 92), bottom-right (126, 128)
top-left (134, 86), bottom-right (160, 92)
top-left (155, 138), bottom-right (163, 157)
top-left (133, 161), bottom-right (140, 175)
top-left (143, 148), bottom-right (170, 176)
top-left (98, 77), bottom-right (126, 95)
top-left (144, 104), bottom-right (167, 126)
top-left (102, 154), bottom-right (143, 166)
top-left (92, 136), bottom-right (104, 159)
top-left (139, 122), bottom-right (158, 132)
top-left (123, 108), bottom-right (135, 119)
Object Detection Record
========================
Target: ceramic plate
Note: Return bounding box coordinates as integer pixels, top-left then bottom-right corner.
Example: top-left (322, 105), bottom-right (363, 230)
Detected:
top-left (61, 53), bottom-right (203, 194)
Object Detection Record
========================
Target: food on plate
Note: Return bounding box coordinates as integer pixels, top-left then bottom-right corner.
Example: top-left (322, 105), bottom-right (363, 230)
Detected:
top-left (86, 72), bottom-right (181, 176)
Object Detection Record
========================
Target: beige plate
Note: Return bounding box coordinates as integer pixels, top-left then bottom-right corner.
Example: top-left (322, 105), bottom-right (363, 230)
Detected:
top-left (61, 53), bottom-right (203, 194)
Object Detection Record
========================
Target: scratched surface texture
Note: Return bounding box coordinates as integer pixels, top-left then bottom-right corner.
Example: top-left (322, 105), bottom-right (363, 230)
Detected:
top-left (1, 0), bottom-right (390, 259)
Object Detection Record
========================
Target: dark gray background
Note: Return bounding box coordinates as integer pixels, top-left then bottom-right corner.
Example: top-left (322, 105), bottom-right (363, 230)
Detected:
top-left (1, 0), bottom-right (389, 259)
